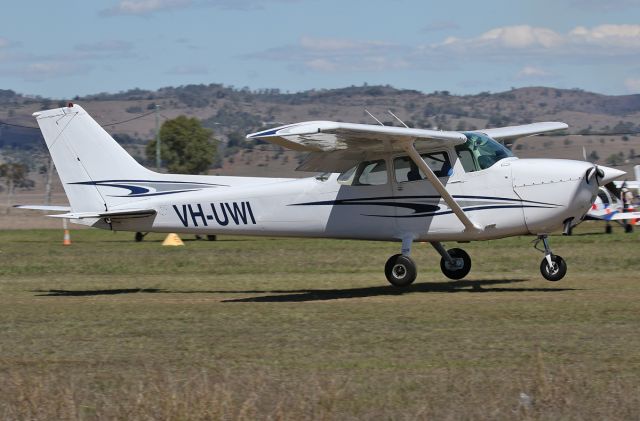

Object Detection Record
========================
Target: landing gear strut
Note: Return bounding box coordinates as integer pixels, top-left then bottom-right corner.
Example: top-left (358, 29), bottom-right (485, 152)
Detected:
top-left (534, 235), bottom-right (567, 282)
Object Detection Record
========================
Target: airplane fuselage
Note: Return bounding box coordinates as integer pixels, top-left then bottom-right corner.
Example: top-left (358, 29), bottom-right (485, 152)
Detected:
top-left (97, 157), bottom-right (598, 243)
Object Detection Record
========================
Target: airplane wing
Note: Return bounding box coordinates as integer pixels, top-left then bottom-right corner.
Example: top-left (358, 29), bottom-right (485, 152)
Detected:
top-left (478, 122), bottom-right (568, 142)
top-left (586, 210), bottom-right (640, 221)
top-left (614, 180), bottom-right (640, 189)
top-left (247, 121), bottom-right (467, 153)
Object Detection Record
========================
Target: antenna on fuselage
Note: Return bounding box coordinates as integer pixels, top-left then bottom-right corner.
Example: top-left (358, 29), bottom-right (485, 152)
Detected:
top-left (387, 110), bottom-right (409, 128)
top-left (364, 109), bottom-right (384, 126)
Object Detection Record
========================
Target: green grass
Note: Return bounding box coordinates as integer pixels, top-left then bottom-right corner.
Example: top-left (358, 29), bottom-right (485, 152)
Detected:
top-left (0, 225), bottom-right (639, 419)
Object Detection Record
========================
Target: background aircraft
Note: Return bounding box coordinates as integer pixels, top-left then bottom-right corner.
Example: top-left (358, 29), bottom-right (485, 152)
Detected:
top-left (18, 104), bottom-right (624, 286)
top-left (580, 183), bottom-right (640, 234)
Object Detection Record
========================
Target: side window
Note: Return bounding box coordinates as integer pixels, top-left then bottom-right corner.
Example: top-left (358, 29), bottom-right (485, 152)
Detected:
top-left (455, 147), bottom-right (477, 173)
top-left (394, 152), bottom-right (451, 183)
top-left (355, 159), bottom-right (388, 186)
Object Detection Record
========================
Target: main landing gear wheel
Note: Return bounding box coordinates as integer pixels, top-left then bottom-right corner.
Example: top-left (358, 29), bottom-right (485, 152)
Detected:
top-left (540, 255), bottom-right (567, 282)
top-left (440, 248), bottom-right (472, 280)
top-left (385, 254), bottom-right (417, 287)
top-left (134, 232), bottom-right (148, 242)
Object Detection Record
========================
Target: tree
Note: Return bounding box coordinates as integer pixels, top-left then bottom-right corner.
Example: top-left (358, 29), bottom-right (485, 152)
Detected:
top-left (606, 153), bottom-right (621, 166)
top-left (146, 116), bottom-right (217, 174)
top-left (0, 162), bottom-right (32, 213)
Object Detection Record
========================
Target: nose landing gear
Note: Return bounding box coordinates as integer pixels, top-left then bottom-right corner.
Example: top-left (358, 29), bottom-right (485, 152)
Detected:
top-left (534, 235), bottom-right (567, 281)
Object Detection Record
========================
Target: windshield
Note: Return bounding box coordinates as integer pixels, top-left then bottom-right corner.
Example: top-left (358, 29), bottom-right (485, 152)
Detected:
top-left (455, 132), bottom-right (514, 172)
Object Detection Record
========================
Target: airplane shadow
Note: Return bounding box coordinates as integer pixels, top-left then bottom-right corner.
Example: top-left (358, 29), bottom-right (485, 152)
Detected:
top-left (219, 279), bottom-right (577, 302)
top-left (32, 279), bottom-right (577, 301)
top-left (33, 288), bottom-right (164, 296)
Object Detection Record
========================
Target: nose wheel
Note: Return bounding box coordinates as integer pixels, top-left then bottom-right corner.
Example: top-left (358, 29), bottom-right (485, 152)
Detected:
top-left (534, 235), bottom-right (567, 281)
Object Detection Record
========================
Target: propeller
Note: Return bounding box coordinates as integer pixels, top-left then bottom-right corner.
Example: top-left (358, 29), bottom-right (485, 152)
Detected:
top-left (586, 164), bottom-right (608, 186)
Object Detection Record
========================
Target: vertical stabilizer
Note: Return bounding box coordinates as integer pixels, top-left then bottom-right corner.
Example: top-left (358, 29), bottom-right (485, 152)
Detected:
top-left (34, 104), bottom-right (154, 212)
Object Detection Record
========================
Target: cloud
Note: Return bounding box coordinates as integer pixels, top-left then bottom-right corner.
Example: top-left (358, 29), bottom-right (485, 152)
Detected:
top-left (624, 78), bottom-right (640, 93)
top-left (101, 0), bottom-right (192, 16)
top-left (167, 64), bottom-right (210, 75)
top-left (422, 21), bottom-right (460, 33)
top-left (75, 40), bottom-right (133, 53)
top-left (1, 61), bottom-right (93, 82)
top-left (249, 24), bottom-right (640, 77)
top-left (431, 24), bottom-right (640, 59)
top-left (0, 38), bottom-right (9, 49)
top-left (516, 65), bottom-right (552, 80)
top-left (249, 36), bottom-right (410, 72)
top-left (569, 0), bottom-right (640, 11)
top-left (101, 0), bottom-right (299, 16)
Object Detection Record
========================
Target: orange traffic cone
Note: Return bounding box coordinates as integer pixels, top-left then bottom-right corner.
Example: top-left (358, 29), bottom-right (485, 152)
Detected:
top-left (63, 229), bottom-right (72, 246)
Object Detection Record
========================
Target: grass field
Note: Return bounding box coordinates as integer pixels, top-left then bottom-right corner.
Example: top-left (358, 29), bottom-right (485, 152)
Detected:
top-left (0, 225), bottom-right (639, 420)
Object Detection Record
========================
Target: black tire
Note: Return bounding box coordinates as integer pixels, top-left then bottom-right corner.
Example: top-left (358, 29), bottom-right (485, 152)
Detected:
top-left (625, 224), bottom-right (633, 233)
top-left (605, 225), bottom-right (612, 234)
top-left (440, 248), bottom-right (472, 280)
top-left (207, 235), bottom-right (217, 241)
top-left (134, 232), bottom-right (145, 242)
top-left (540, 255), bottom-right (567, 282)
top-left (384, 254), bottom-right (417, 287)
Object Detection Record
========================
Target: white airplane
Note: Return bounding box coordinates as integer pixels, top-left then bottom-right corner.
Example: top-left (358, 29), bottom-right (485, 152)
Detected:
top-left (18, 104), bottom-right (625, 286)
top-left (582, 185), bottom-right (640, 234)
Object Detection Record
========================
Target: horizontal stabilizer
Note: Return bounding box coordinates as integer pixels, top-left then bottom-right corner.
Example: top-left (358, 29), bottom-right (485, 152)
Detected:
top-left (14, 205), bottom-right (72, 212)
top-left (48, 208), bottom-right (156, 220)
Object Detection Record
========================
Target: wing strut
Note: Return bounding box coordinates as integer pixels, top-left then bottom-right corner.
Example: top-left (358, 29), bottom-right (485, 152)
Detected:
top-left (401, 140), bottom-right (481, 232)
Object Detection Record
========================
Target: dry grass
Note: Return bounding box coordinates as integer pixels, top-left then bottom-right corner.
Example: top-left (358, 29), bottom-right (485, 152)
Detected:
top-left (0, 225), bottom-right (639, 419)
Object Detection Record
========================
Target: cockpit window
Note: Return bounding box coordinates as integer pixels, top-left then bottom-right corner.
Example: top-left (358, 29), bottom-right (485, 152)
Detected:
top-left (455, 132), bottom-right (514, 172)
top-left (338, 159), bottom-right (388, 186)
top-left (394, 152), bottom-right (451, 183)
top-left (355, 159), bottom-right (387, 185)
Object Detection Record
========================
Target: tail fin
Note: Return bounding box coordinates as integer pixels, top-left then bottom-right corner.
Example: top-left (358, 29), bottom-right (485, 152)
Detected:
top-left (34, 104), bottom-right (155, 212)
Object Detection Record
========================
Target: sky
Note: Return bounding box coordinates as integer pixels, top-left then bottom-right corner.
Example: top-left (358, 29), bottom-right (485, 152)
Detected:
top-left (1, 0), bottom-right (640, 98)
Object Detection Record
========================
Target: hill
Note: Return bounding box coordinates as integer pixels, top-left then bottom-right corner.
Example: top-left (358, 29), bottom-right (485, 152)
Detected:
top-left (0, 84), bottom-right (638, 203)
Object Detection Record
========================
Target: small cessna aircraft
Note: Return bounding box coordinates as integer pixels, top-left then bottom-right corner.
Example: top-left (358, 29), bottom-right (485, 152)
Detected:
top-left (19, 104), bottom-right (625, 286)
top-left (582, 184), bottom-right (640, 234)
